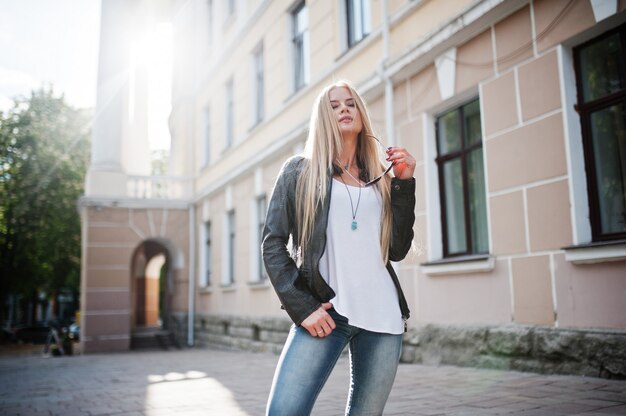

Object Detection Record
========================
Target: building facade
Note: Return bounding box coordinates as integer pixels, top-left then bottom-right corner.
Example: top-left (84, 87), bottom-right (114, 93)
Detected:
top-left (81, 0), bottom-right (626, 376)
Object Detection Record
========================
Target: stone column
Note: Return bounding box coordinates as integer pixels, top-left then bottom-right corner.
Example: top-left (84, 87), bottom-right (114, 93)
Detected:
top-left (85, 0), bottom-right (134, 197)
top-left (86, 0), bottom-right (159, 196)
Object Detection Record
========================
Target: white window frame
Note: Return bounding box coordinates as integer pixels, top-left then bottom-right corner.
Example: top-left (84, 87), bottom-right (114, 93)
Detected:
top-left (434, 98), bottom-right (489, 257)
top-left (344, 0), bottom-right (371, 49)
top-left (222, 209), bottom-right (236, 286)
top-left (291, 1), bottom-right (310, 92)
top-left (423, 112), bottom-right (444, 261)
top-left (422, 87), bottom-right (493, 263)
top-left (227, 0), bottom-right (236, 17)
top-left (198, 221), bottom-right (212, 288)
top-left (249, 195), bottom-right (267, 283)
top-left (224, 78), bottom-right (234, 149)
top-left (206, 0), bottom-right (213, 50)
top-left (559, 44), bottom-right (592, 245)
top-left (251, 43), bottom-right (265, 126)
top-left (202, 105), bottom-right (211, 167)
top-left (559, 37), bottom-right (626, 263)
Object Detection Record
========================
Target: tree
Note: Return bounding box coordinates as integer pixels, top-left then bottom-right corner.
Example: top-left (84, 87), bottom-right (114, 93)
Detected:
top-left (151, 149), bottom-right (169, 176)
top-left (0, 88), bottom-right (91, 324)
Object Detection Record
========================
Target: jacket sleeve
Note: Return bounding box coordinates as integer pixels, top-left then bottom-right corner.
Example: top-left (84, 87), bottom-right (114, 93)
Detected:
top-left (388, 177), bottom-right (416, 262)
top-left (261, 157), bottom-right (321, 325)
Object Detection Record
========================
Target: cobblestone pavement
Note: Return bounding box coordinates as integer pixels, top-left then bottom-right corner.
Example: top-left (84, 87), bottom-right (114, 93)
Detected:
top-left (0, 347), bottom-right (625, 415)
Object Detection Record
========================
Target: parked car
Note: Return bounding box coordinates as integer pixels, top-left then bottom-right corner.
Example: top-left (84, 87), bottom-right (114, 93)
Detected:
top-left (13, 322), bottom-right (50, 344)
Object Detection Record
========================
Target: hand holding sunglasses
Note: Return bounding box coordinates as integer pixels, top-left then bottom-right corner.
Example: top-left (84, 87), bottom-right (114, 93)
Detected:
top-left (364, 134), bottom-right (416, 185)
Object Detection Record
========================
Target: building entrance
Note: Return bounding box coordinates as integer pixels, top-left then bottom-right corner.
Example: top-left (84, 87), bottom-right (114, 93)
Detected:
top-left (131, 239), bottom-right (178, 349)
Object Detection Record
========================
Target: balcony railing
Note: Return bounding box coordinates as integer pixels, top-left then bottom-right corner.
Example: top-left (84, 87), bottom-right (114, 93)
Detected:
top-left (126, 175), bottom-right (194, 200)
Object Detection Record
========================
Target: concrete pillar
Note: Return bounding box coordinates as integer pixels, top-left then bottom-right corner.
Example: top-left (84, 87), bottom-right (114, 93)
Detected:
top-left (86, 0), bottom-right (157, 196)
top-left (86, 0), bottom-right (133, 196)
top-left (169, 0), bottom-right (200, 177)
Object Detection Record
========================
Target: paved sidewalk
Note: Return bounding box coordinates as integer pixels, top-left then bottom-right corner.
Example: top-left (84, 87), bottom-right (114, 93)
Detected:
top-left (0, 347), bottom-right (625, 416)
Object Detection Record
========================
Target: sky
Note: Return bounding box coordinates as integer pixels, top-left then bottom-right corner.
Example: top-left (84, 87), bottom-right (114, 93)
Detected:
top-left (0, 0), bottom-right (101, 112)
top-left (0, 0), bottom-right (171, 151)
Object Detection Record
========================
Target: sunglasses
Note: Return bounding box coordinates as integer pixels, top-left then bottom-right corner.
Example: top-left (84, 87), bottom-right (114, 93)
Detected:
top-left (363, 134), bottom-right (394, 187)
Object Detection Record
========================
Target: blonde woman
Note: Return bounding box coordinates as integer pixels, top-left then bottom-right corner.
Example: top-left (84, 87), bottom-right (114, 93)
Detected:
top-left (262, 81), bottom-right (416, 415)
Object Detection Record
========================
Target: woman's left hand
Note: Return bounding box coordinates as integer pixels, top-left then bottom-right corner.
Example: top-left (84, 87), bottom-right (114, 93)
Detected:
top-left (386, 146), bottom-right (416, 180)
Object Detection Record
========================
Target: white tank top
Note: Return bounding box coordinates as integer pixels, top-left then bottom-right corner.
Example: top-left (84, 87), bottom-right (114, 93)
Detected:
top-left (319, 178), bottom-right (404, 335)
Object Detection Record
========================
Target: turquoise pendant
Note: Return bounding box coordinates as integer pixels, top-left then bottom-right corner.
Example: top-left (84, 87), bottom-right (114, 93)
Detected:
top-left (351, 220), bottom-right (358, 231)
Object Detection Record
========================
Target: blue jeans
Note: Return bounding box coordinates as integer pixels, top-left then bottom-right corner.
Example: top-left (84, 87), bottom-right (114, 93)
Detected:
top-left (266, 309), bottom-right (403, 416)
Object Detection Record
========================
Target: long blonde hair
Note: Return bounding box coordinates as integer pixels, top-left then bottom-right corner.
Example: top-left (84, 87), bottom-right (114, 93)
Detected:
top-left (296, 81), bottom-right (393, 263)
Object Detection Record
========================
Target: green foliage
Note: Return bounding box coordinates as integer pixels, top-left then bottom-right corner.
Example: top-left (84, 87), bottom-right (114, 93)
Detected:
top-left (0, 88), bottom-right (91, 305)
top-left (151, 149), bottom-right (169, 176)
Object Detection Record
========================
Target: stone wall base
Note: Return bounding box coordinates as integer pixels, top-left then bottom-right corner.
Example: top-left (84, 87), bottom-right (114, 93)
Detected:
top-left (168, 313), bottom-right (189, 347)
top-left (193, 314), bottom-right (626, 379)
top-left (194, 313), bottom-right (291, 355)
top-left (402, 324), bottom-right (626, 380)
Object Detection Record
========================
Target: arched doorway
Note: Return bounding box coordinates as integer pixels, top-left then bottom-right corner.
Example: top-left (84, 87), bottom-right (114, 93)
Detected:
top-left (136, 253), bottom-right (166, 327)
top-left (130, 239), bottom-right (180, 348)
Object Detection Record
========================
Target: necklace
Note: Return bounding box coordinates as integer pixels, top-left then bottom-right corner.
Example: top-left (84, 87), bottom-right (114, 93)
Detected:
top-left (343, 167), bottom-right (363, 186)
top-left (338, 169), bottom-right (362, 231)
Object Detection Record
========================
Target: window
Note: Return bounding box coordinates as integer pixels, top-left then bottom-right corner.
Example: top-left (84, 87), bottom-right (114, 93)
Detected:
top-left (225, 78), bottom-right (234, 149)
top-left (256, 195), bottom-right (267, 281)
top-left (574, 25), bottom-right (626, 241)
top-left (224, 210), bottom-right (235, 286)
top-left (252, 44), bottom-right (265, 125)
top-left (200, 221), bottom-right (212, 287)
top-left (292, 2), bottom-right (309, 91)
top-left (202, 106), bottom-right (211, 167)
top-left (227, 0), bottom-right (235, 17)
top-left (206, 0), bottom-right (213, 48)
top-left (346, 0), bottom-right (371, 48)
top-left (435, 99), bottom-right (488, 257)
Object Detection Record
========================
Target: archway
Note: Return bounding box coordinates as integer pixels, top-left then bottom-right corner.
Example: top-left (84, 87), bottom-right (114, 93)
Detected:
top-left (130, 238), bottom-right (180, 348)
top-left (136, 253), bottom-right (166, 327)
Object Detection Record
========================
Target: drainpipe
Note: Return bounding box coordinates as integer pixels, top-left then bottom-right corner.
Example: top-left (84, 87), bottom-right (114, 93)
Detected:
top-left (381, 0), bottom-right (395, 146)
top-left (187, 203), bottom-right (196, 346)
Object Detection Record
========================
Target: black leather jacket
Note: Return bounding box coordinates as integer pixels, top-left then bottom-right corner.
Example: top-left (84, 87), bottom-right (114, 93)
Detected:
top-left (262, 156), bottom-right (415, 326)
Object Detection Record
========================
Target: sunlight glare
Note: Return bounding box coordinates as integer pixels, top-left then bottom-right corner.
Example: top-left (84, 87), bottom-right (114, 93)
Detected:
top-left (128, 22), bottom-right (172, 152)
top-left (148, 23), bottom-right (172, 152)
top-left (145, 375), bottom-right (250, 415)
top-left (186, 370), bottom-right (208, 379)
top-left (164, 372), bottom-right (185, 381)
